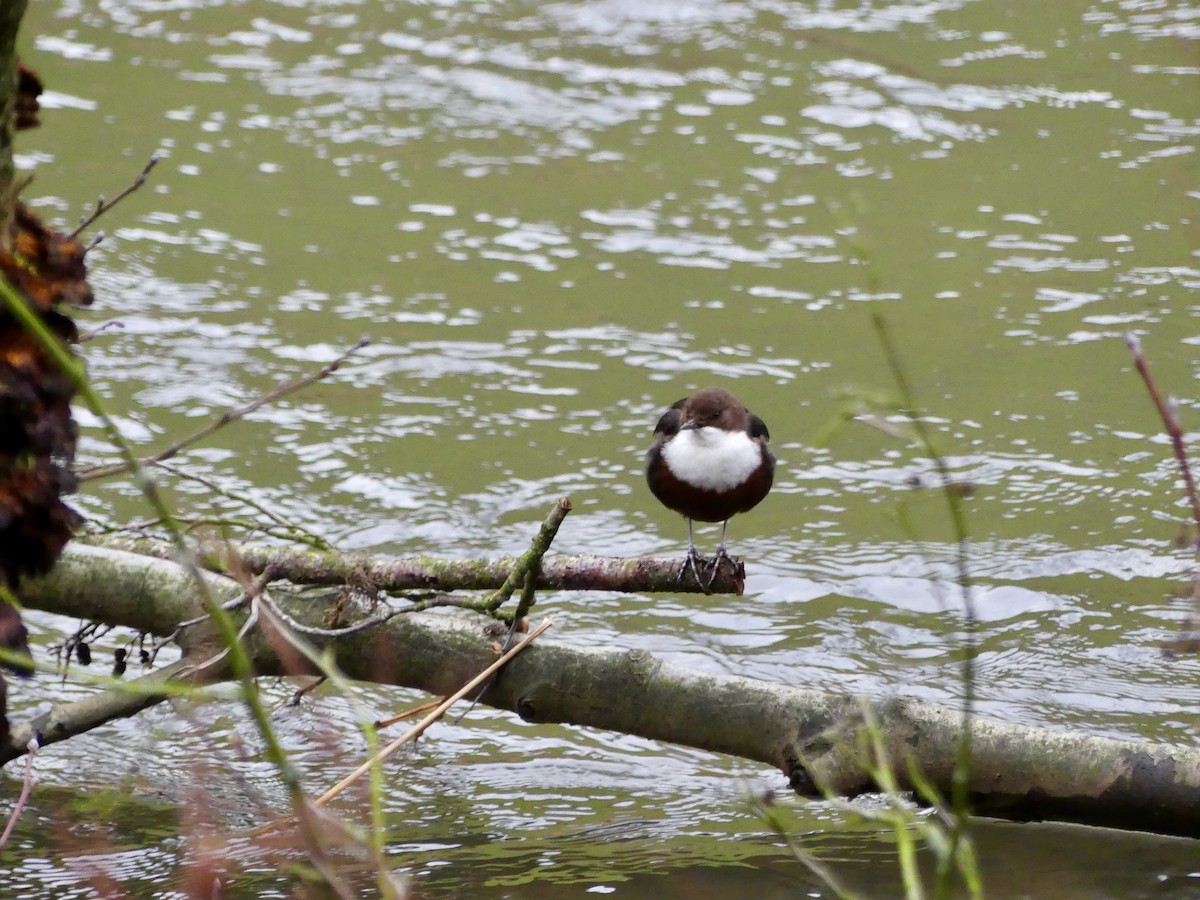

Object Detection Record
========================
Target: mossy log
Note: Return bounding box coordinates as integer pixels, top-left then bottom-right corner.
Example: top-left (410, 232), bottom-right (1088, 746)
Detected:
top-left (15, 544), bottom-right (1200, 840)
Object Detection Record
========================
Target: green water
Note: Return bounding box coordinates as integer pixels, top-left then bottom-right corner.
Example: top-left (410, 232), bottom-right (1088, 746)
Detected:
top-left (2, 0), bottom-right (1199, 895)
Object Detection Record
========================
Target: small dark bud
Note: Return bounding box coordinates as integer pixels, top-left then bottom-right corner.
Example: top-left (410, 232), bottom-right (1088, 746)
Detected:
top-left (75, 642), bottom-right (91, 666)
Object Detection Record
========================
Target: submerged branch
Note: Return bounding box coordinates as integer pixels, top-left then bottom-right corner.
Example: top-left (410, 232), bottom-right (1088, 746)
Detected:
top-left (2, 657), bottom-right (195, 765)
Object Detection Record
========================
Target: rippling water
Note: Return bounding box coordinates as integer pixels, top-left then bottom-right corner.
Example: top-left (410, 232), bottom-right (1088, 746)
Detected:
top-left (5, 0), bottom-right (1200, 895)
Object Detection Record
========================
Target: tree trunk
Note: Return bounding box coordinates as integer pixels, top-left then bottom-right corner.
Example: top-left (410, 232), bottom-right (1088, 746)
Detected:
top-left (18, 543), bottom-right (1200, 840)
top-left (0, 1), bottom-right (27, 243)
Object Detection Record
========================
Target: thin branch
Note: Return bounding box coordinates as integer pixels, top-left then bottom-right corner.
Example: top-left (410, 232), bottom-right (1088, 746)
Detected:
top-left (0, 739), bottom-right (37, 848)
top-left (50, 620), bottom-right (111, 681)
top-left (1125, 333), bottom-right (1200, 537)
top-left (316, 616), bottom-right (554, 806)
top-left (254, 617), bottom-right (555, 837)
top-left (375, 698), bottom-right (441, 730)
top-left (151, 461), bottom-right (336, 551)
top-left (78, 319), bottom-right (124, 342)
top-left (257, 590), bottom-right (399, 638)
top-left (458, 502), bottom-right (561, 718)
top-left (147, 587), bottom-right (254, 664)
top-left (2, 659), bottom-right (196, 764)
top-left (69, 154), bottom-right (159, 240)
top-left (284, 676), bottom-right (326, 708)
top-left (1126, 333), bottom-right (1200, 655)
top-left (80, 338), bottom-right (370, 481)
top-left (483, 497), bottom-right (572, 611)
top-left (181, 585), bottom-right (265, 681)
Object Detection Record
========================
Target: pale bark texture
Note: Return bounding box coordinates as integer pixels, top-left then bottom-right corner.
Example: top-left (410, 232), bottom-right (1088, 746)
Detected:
top-left (86, 533), bottom-right (747, 595)
top-left (17, 544), bottom-right (1200, 840)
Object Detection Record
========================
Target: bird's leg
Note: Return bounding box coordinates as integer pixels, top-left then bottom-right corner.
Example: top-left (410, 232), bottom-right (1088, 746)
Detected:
top-left (705, 520), bottom-right (733, 588)
top-left (681, 519), bottom-right (710, 593)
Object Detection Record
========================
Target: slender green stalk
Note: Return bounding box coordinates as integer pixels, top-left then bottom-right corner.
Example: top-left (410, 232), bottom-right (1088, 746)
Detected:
top-left (753, 796), bottom-right (855, 900)
top-left (871, 311), bottom-right (976, 899)
top-left (483, 497), bottom-right (572, 611)
top-left (253, 597), bottom-right (401, 895)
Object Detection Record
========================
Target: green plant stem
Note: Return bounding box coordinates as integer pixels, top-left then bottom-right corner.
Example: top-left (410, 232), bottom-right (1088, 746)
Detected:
top-left (484, 496), bottom-right (572, 611)
top-left (253, 596), bottom-right (400, 895)
top-left (871, 311), bottom-right (976, 899)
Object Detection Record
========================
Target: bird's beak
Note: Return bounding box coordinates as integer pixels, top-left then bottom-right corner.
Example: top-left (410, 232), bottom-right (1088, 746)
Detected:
top-left (679, 420), bottom-right (698, 431)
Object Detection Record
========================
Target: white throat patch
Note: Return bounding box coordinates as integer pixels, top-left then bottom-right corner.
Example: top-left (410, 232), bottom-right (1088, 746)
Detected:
top-left (662, 427), bottom-right (761, 492)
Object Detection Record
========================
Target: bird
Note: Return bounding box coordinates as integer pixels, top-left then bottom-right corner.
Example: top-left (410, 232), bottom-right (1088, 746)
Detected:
top-left (645, 387), bottom-right (775, 589)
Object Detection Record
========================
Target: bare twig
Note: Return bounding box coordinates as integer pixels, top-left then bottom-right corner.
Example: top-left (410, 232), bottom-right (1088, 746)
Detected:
top-left (316, 616), bottom-right (553, 806)
top-left (179, 573), bottom-right (272, 680)
top-left (1126, 333), bottom-right (1200, 655)
top-left (69, 154), bottom-right (159, 240)
top-left (80, 338), bottom-right (370, 481)
top-left (1125, 333), bottom-right (1200, 537)
top-left (453, 575), bottom-right (537, 723)
top-left (50, 621), bottom-right (112, 681)
top-left (2, 659), bottom-right (196, 765)
top-left (284, 677), bottom-right (326, 708)
top-left (147, 588), bottom-right (255, 664)
top-left (0, 739), bottom-right (37, 848)
top-left (151, 461), bottom-right (336, 551)
top-left (253, 617), bottom-right (555, 836)
top-left (149, 573), bottom-right (396, 669)
top-left (374, 698), bottom-right (441, 730)
top-left (78, 320), bottom-right (124, 342)
top-left (257, 591), bottom-right (399, 638)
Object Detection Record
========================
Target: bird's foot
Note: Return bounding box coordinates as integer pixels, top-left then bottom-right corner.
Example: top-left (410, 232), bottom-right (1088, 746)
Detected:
top-left (705, 547), bottom-right (734, 589)
top-left (680, 547), bottom-right (713, 594)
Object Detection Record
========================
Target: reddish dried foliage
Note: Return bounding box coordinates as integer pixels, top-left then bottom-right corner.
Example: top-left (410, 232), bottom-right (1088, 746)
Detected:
top-left (0, 184), bottom-right (91, 744)
top-left (15, 64), bottom-right (42, 132)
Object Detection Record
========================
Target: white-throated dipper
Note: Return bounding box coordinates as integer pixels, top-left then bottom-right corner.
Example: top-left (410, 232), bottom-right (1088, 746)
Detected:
top-left (645, 387), bottom-right (775, 588)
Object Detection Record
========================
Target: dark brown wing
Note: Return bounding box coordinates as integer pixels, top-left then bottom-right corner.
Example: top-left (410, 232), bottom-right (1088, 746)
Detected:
top-left (652, 398), bottom-right (687, 438)
top-left (747, 412), bottom-right (770, 443)
top-left (747, 411), bottom-right (776, 500)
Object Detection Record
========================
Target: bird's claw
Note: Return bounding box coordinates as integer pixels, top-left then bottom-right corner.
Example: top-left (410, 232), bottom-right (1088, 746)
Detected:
top-left (680, 547), bottom-right (713, 594)
top-left (705, 547), bottom-right (733, 589)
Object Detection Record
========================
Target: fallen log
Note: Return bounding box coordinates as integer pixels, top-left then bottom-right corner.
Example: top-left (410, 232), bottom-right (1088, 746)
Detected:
top-left (16, 544), bottom-right (1200, 839)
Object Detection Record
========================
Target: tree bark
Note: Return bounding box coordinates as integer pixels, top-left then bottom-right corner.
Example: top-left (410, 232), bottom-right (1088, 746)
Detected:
top-left (84, 534), bottom-right (746, 595)
top-left (0, 1), bottom-right (27, 243)
top-left (17, 543), bottom-right (1200, 840)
